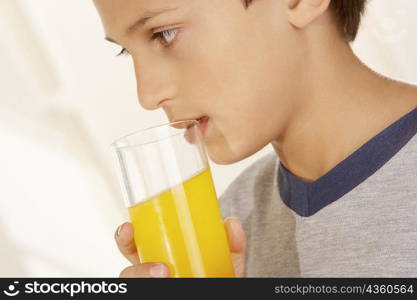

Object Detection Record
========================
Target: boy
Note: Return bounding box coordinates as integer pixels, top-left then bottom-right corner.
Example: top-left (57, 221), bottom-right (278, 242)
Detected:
top-left (94, 0), bottom-right (417, 277)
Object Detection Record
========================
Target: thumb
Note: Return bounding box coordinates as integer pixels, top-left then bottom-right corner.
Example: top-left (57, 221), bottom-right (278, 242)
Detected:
top-left (224, 217), bottom-right (246, 254)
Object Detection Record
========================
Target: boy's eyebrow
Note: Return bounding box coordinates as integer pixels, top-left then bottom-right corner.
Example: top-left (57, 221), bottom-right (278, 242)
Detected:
top-left (105, 6), bottom-right (179, 44)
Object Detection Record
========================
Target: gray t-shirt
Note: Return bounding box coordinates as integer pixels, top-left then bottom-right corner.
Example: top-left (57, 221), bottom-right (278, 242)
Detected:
top-left (219, 106), bottom-right (417, 277)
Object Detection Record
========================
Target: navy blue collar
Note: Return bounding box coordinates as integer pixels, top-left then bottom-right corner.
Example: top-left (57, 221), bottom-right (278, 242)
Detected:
top-left (278, 106), bottom-right (417, 217)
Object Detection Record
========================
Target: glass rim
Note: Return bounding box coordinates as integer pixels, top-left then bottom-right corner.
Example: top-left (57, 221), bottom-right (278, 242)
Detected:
top-left (110, 119), bottom-right (199, 148)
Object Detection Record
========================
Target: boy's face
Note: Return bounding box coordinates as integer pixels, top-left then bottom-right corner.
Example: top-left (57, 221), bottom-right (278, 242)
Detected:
top-left (94, 0), bottom-right (302, 164)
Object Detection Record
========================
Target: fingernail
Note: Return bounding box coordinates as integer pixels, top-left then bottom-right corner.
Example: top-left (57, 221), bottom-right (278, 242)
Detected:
top-left (116, 224), bottom-right (123, 237)
top-left (149, 263), bottom-right (168, 278)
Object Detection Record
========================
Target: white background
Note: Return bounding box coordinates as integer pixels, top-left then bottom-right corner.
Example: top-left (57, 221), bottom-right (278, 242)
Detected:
top-left (0, 0), bottom-right (416, 276)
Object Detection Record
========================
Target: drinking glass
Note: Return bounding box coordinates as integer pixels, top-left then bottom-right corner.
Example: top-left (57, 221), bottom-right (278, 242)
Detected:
top-left (111, 120), bottom-right (235, 278)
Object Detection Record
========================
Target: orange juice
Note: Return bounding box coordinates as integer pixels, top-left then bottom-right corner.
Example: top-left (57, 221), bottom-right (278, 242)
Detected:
top-left (128, 168), bottom-right (235, 278)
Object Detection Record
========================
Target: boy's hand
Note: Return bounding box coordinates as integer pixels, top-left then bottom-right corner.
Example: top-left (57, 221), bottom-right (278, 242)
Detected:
top-left (223, 217), bottom-right (247, 277)
top-left (288, 0), bottom-right (301, 9)
top-left (115, 217), bottom-right (247, 278)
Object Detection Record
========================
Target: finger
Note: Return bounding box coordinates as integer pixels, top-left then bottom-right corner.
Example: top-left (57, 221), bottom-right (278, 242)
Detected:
top-left (119, 263), bottom-right (170, 278)
top-left (115, 222), bottom-right (141, 265)
top-left (224, 217), bottom-right (247, 277)
top-left (288, 0), bottom-right (301, 9)
top-left (224, 217), bottom-right (247, 254)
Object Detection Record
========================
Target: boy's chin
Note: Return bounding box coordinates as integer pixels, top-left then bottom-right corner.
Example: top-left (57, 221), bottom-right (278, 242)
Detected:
top-left (206, 144), bottom-right (259, 165)
top-left (208, 154), bottom-right (238, 165)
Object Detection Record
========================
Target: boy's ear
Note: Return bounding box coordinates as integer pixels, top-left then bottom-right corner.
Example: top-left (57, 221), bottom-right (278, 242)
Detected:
top-left (285, 0), bottom-right (331, 29)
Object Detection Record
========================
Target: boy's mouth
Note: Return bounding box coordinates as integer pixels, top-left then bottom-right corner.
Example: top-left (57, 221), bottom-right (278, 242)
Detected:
top-left (196, 116), bottom-right (209, 122)
top-left (197, 116), bottom-right (209, 136)
top-left (184, 116), bottom-right (210, 143)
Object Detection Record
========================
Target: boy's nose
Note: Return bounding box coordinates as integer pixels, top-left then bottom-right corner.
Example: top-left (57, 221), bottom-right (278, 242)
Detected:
top-left (138, 95), bottom-right (170, 111)
top-left (134, 66), bottom-right (176, 111)
top-left (135, 72), bottom-right (175, 109)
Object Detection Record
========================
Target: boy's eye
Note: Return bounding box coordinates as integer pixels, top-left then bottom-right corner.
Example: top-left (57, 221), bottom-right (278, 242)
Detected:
top-left (115, 28), bottom-right (179, 57)
top-left (150, 28), bottom-right (179, 46)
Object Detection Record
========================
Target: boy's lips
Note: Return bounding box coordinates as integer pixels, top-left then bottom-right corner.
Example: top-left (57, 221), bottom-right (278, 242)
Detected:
top-left (197, 116), bottom-right (209, 135)
top-left (183, 116), bottom-right (210, 144)
top-left (170, 115), bottom-right (208, 123)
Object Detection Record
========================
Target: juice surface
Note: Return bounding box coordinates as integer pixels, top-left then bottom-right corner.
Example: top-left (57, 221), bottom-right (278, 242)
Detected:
top-left (128, 168), bottom-right (235, 277)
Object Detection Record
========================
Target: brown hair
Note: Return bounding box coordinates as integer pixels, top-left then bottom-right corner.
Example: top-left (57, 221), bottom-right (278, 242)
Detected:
top-left (330, 0), bottom-right (367, 41)
top-left (243, 0), bottom-right (367, 42)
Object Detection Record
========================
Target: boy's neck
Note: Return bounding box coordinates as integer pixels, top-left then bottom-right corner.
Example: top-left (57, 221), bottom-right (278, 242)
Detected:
top-left (271, 37), bottom-right (417, 183)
